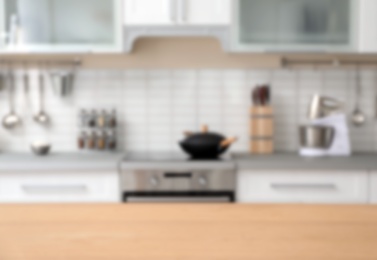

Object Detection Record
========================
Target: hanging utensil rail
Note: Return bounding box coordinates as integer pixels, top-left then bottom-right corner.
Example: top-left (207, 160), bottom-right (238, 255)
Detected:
top-left (0, 58), bottom-right (82, 68)
top-left (281, 58), bottom-right (377, 68)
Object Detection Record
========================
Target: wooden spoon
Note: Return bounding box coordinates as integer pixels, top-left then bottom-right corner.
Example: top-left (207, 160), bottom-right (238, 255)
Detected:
top-left (220, 137), bottom-right (238, 148)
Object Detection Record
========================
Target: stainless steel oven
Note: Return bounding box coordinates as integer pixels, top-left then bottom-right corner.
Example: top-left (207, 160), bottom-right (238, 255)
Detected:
top-left (120, 153), bottom-right (236, 203)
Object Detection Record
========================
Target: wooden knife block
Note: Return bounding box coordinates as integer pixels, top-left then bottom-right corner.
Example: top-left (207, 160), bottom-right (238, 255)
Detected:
top-left (250, 106), bottom-right (274, 154)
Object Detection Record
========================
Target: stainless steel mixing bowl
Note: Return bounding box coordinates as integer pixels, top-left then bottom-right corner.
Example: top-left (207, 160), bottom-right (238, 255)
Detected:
top-left (299, 125), bottom-right (335, 149)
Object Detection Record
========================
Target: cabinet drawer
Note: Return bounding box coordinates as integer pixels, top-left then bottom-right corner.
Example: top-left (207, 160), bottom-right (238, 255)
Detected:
top-left (369, 172), bottom-right (377, 204)
top-left (0, 171), bottom-right (120, 203)
top-left (237, 171), bottom-right (368, 204)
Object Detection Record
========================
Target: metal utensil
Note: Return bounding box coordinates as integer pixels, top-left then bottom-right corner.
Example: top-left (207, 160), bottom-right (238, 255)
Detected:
top-left (49, 70), bottom-right (75, 97)
top-left (351, 68), bottom-right (366, 126)
top-left (0, 71), bottom-right (6, 91)
top-left (0, 61), bottom-right (6, 91)
top-left (2, 68), bottom-right (21, 129)
top-left (34, 69), bottom-right (50, 125)
top-left (22, 65), bottom-right (32, 120)
top-left (49, 60), bottom-right (77, 97)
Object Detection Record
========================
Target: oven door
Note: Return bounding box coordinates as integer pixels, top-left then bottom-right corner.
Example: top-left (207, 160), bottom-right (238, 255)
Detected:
top-left (123, 192), bottom-right (235, 203)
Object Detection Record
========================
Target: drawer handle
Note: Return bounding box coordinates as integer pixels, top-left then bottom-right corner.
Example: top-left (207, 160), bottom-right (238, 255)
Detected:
top-left (22, 185), bottom-right (88, 195)
top-left (270, 183), bottom-right (337, 190)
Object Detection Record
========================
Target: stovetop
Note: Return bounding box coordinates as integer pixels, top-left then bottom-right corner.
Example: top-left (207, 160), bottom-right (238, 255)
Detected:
top-left (120, 152), bottom-right (235, 170)
top-left (123, 152), bottom-right (233, 162)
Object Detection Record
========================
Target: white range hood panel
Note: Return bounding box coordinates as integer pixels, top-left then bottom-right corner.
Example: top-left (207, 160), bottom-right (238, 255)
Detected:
top-left (123, 26), bottom-right (230, 52)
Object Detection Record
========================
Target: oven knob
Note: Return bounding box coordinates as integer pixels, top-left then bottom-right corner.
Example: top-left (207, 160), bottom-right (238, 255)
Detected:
top-left (150, 176), bottom-right (159, 187)
top-left (198, 176), bottom-right (207, 187)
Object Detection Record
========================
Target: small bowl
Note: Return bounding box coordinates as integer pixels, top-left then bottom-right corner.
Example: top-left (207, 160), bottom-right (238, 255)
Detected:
top-left (31, 142), bottom-right (51, 156)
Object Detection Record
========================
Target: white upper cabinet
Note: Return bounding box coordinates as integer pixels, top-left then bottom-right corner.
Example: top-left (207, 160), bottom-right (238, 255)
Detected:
top-left (358, 0), bottom-right (377, 53)
top-left (123, 0), bottom-right (232, 52)
top-left (124, 0), bottom-right (175, 25)
top-left (232, 0), bottom-right (359, 52)
top-left (0, 0), bottom-right (123, 53)
top-left (180, 0), bottom-right (230, 25)
top-left (124, 0), bottom-right (231, 26)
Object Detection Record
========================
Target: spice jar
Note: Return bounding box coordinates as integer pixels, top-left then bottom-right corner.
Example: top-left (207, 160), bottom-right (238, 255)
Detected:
top-left (87, 131), bottom-right (96, 149)
top-left (107, 131), bottom-right (117, 150)
top-left (97, 131), bottom-right (106, 150)
top-left (109, 109), bottom-right (117, 128)
top-left (79, 109), bottom-right (87, 128)
top-left (78, 131), bottom-right (87, 149)
top-left (88, 110), bottom-right (97, 128)
top-left (97, 110), bottom-right (107, 128)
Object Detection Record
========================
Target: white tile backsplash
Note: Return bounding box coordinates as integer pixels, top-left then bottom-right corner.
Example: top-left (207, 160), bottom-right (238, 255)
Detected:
top-left (1, 68), bottom-right (377, 153)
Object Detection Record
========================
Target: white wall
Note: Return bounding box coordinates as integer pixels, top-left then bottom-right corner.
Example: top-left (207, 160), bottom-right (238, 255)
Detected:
top-left (0, 68), bottom-right (376, 153)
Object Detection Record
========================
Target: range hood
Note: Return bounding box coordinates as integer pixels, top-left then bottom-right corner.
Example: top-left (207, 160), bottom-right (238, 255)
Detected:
top-left (123, 26), bottom-right (230, 52)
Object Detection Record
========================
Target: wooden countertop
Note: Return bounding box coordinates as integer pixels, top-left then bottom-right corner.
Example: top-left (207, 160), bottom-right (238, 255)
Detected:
top-left (1, 204), bottom-right (377, 260)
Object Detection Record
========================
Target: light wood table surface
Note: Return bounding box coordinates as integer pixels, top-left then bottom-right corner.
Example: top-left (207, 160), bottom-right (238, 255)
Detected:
top-left (0, 204), bottom-right (377, 260)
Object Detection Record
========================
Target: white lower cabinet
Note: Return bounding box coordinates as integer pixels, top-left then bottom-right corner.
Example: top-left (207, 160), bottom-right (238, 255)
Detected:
top-left (0, 171), bottom-right (120, 203)
top-left (369, 172), bottom-right (377, 204)
top-left (237, 171), bottom-right (368, 204)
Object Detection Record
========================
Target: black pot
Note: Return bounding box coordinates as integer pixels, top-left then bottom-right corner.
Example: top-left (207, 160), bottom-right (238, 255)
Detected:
top-left (179, 125), bottom-right (236, 159)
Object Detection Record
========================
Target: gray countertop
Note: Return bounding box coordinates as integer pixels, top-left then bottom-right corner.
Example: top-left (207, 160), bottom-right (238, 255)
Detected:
top-left (1, 152), bottom-right (377, 172)
top-left (234, 152), bottom-right (377, 171)
top-left (120, 152), bottom-right (236, 170)
top-left (0, 153), bottom-right (124, 172)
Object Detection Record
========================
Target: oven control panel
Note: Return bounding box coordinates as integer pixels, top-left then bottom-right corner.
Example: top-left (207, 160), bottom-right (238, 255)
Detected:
top-left (120, 169), bottom-right (235, 192)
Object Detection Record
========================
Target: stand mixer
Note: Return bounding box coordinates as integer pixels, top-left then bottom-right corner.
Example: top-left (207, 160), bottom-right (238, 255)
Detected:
top-left (299, 95), bottom-right (351, 157)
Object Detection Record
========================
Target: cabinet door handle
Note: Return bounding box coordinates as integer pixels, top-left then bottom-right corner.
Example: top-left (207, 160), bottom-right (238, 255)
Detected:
top-left (170, 0), bottom-right (177, 22)
top-left (22, 185), bottom-right (88, 195)
top-left (270, 183), bottom-right (337, 190)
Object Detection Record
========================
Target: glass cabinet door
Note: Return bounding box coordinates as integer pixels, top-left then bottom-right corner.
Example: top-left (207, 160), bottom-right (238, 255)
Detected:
top-left (0, 0), bottom-right (122, 52)
top-left (234, 0), bottom-right (357, 52)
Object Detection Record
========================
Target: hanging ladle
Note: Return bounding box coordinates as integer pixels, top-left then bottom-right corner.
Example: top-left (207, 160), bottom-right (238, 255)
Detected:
top-left (34, 66), bottom-right (50, 125)
top-left (351, 67), bottom-right (366, 127)
top-left (2, 64), bottom-right (22, 129)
